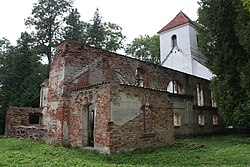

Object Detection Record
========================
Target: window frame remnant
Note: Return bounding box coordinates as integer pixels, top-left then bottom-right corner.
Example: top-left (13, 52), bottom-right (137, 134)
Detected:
top-left (198, 114), bottom-right (205, 126)
top-left (167, 80), bottom-right (182, 94)
top-left (174, 113), bottom-right (181, 127)
top-left (212, 115), bottom-right (219, 125)
top-left (197, 84), bottom-right (204, 106)
top-left (135, 67), bottom-right (144, 87)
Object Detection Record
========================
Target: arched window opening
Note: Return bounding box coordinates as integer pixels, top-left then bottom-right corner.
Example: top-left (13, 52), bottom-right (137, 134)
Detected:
top-left (198, 114), bottom-right (205, 126)
top-left (171, 35), bottom-right (177, 47)
top-left (212, 115), bottom-right (218, 125)
top-left (135, 67), bottom-right (144, 87)
top-left (167, 80), bottom-right (183, 94)
top-left (29, 114), bottom-right (41, 125)
top-left (174, 113), bottom-right (181, 127)
top-left (197, 84), bottom-right (204, 106)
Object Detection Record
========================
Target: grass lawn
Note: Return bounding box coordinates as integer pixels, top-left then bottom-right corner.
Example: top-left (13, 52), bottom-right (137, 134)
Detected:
top-left (0, 135), bottom-right (249, 166)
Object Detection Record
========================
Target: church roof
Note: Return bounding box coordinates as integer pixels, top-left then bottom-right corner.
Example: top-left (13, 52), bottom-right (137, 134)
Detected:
top-left (157, 11), bottom-right (197, 34)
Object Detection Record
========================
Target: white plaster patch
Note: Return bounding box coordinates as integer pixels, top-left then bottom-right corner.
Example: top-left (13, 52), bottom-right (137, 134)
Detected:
top-left (64, 65), bottom-right (89, 83)
top-left (111, 93), bottom-right (141, 126)
top-left (57, 120), bottom-right (62, 129)
top-left (50, 101), bottom-right (59, 111)
top-left (42, 107), bottom-right (49, 129)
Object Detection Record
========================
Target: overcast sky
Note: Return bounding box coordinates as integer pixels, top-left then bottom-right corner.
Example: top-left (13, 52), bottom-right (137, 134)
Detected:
top-left (0, 0), bottom-right (199, 45)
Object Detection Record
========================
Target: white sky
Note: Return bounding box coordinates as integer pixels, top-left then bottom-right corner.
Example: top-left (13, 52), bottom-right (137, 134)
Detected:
top-left (0, 0), bottom-right (199, 45)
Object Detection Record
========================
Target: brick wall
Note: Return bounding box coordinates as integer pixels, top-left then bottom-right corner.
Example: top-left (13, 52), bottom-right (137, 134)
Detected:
top-left (54, 41), bottom-right (222, 137)
top-left (5, 107), bottom-right (47, 141)
top-left (42, 40), bottom-right (222, 152)
top-left (69, 84), bottom-right (111, 153)
top-left (68, 83), bottom-right (174, 153)
top-left (109, 83), bottom-right (174, 153)
top-left (57, 41), bottom-right (211, 104)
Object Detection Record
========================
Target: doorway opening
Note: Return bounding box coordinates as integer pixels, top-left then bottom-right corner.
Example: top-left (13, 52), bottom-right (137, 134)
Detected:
top-left (87, 108), bottom-right (94, 146)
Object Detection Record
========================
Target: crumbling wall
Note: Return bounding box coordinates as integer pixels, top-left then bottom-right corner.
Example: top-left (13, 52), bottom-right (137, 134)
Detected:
top-left (55, 41), bottom-right (222, 137)
top-left (69, 83), bottom-right (111, 153)
top-left (56, 41), bottom-right (203, 94)
top-left (43, 41), bottom-right (222, 151)
top-left (109, 83), bottom-right (174, 153)
top-left (5, 107), bottom-right (47, 141)
top-left (57, 41), bottom-right (213, 107)
top-left (46, 44), bottom-right (69, 145)
top-left (69, 83), bottom-right (174, 153)
top-left (10, 126), bottom-right (47, 140)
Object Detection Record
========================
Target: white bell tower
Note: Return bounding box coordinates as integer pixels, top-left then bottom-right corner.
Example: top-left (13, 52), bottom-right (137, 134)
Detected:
top-left (158, 11), bottom-right (213, 80)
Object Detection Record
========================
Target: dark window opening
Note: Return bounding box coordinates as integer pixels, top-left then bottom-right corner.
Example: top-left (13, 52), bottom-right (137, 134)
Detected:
top-left (29, 114), bottom-right (41, 125)
top-left (88, 109), bottom-right (95, 146)
top-left (171, 35), bottom-right (177, 47)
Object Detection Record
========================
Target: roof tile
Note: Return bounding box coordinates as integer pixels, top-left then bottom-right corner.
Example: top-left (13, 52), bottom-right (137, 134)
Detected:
top-left (158, 11), bottom-right (196, 34)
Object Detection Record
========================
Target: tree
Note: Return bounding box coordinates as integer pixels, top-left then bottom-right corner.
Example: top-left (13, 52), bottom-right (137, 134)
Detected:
top-left (86, 8), bottom-right (105, 49)
top-left (25, 0), bottom-right (73, 65)
top-left (242, 0), bottom-right (250, 11)
top-left (198, 0), bottom-right (250, 128)
top-left (14, 32), bottom-right (48, 107)
top-left (85, 8), bottom-right (126, 52)
top-left (0, 33), bottom-right (48, 134)
top-left (0, 38), bottom-right (13, 134)
top-left (102, 22), bottom-right (126, 52)
top-left (63, 8), bottom-right (89, 44)
top-left (125, 35), bottom-right (160, 64)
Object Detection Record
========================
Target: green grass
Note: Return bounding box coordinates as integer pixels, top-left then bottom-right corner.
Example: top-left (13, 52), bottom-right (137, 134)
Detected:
top-left (0, 135), bottom-right (250, 166)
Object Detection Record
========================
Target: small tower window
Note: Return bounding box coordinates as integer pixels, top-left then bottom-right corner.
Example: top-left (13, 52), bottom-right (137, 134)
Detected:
top-left (171, 35), bottom-right (177, 47)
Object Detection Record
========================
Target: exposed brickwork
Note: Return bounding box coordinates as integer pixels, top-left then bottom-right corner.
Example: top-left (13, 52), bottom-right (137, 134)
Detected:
top-left (42, 40), bottom-right (222, 152)
top-left (68, 83), bottom-right (173, 153)
top-left (9, 126), bottom-right (47, 140)
top-left (57, 41), bottom-right (211, 105)
top-left (109, 84), bottom-right (173, 153)
top-left (5, 40), bottom-right (223, 153)
top-left (5, 107), bottom-right (47, 141)
top-left (68, 84), bottom-right (111, 149)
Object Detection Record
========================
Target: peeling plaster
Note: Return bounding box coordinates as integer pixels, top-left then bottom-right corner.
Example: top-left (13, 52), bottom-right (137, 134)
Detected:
top-left (111, 93), bottom-right (141, 126)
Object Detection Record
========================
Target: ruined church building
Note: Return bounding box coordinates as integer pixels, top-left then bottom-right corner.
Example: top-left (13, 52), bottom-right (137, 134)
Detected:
top-left (5, 12), bottom-right (223, 153)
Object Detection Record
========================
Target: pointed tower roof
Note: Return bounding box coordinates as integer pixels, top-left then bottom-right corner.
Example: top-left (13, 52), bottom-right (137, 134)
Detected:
top-left (157, 11), bottom-right (197, 34)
